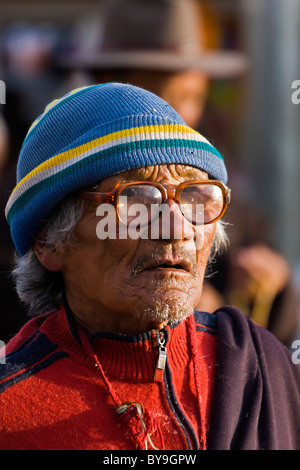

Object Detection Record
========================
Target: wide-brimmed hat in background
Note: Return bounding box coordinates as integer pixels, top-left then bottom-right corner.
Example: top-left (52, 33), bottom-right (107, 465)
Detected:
top-left (61, 0), bottom-right (248, 78)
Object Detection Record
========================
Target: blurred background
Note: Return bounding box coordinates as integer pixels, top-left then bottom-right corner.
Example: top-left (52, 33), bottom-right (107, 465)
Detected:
top-left (0, 0), bottom-right (299, 347)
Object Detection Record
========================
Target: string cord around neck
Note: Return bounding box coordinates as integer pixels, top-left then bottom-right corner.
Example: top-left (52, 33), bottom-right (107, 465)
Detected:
top-left (77, 326), bottom-right (164, 450)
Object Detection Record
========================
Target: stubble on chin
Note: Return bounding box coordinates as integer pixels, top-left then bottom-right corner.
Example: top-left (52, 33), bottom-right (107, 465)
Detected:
top-left (138, 302), bottom-right (192, 328)
top-left (134, 276), bottom-right (200, 327)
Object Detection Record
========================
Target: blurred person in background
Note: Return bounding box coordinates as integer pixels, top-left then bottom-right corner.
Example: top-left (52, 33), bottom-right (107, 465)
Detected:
top-left (2, 23), bottom-right (63, 127)
top-left (0, 114), bottom-right (8, 179)
top-left (60, 0), bottom-right (299, 346)
top-left (62, 0), bottom-right (247, 130)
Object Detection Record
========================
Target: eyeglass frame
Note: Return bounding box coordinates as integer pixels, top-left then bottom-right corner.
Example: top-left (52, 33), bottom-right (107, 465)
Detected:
top-left (76, 180), bottom-right (231, 225)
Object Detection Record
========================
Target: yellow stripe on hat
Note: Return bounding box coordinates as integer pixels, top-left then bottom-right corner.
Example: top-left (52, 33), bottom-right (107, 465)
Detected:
top-left (10, 124), bottom-right (203, 197)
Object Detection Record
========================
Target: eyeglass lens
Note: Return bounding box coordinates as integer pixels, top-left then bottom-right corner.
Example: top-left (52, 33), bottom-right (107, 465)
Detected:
top-left (117, 183), bottom-right (224, 225)
top-left (179, 184), bottom-right (223, 224)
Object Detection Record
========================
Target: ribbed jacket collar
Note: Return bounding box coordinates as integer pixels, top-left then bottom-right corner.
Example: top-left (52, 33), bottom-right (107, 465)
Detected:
top-left (42, 301), bottom-right (193, 382)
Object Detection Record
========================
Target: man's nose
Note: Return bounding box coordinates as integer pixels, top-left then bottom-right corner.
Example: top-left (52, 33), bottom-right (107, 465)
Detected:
top-left (151, 198), bottom-right (195, 243)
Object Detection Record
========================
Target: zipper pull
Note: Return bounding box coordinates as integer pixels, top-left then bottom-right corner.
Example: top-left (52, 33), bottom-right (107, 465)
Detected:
top-left (154, 331), bottom-right (167, 382)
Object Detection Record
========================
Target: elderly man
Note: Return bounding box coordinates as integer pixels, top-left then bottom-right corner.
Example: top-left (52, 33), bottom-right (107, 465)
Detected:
top-left (1, 83), bottom-right (300, 451)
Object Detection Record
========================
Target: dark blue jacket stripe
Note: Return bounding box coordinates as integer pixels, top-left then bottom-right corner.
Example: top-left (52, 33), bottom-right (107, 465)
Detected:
top-left (194, 310), bottom-right (217, 328)
top-left (0, 332), bottom-right (68, 393)
top-left (195, 325), bottom-right (217, 335)
top-left (0, 350), bottom-right (68, 394)
top-left (4, 330), bottom-right (40, 359)
top-left (164, 363), bottom-right (198, 450)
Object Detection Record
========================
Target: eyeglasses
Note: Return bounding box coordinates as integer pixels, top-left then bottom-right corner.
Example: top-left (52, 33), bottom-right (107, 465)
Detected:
top-left (77, 180), bottom-right (231, 226)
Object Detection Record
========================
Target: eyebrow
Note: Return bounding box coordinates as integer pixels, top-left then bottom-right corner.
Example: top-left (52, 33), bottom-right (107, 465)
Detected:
top-left (97, 165), bottom-right (208, 191)
top-left (121, 165), bottom-right (206, 181)
top-left (120, 167), bottom-right (154, 181)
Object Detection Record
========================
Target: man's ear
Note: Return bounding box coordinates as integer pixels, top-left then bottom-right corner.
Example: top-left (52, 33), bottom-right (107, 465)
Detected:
top-left (33, 239), bottom-right (63, 272)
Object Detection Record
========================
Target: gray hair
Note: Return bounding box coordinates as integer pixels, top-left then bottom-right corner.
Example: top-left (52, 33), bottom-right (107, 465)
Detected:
top-left (12, 197), bottom-right (229, 316)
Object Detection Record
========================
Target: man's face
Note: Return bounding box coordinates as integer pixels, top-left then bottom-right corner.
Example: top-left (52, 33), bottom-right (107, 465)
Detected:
top-left (57, 164), bottom-right (216, 334)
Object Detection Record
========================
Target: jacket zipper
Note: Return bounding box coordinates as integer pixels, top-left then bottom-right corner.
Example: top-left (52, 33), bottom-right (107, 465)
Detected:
top-left (154, 329), bottom-right (199, 450)
top-left (154, 330), bottom-right (167, 382)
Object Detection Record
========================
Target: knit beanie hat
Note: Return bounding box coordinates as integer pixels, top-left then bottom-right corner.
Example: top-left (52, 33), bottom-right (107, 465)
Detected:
top-left (5, 82), bottom-right (227, 256)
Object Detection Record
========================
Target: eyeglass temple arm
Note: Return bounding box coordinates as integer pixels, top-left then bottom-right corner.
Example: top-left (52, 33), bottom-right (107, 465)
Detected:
top-left (77, 190), bottom-right (115, 203)
top-left (225, 187), bottom-right (231, 203)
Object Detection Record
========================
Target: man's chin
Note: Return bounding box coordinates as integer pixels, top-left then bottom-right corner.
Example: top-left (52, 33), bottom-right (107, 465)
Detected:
top-left (139, 301), bottom-right (193, 329)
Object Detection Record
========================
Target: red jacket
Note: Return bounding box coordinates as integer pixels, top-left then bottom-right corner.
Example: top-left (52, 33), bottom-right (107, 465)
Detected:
top-left (1, 304), bottom-right (300, 450)
top-left (0, 305), bottom-right (216, 450)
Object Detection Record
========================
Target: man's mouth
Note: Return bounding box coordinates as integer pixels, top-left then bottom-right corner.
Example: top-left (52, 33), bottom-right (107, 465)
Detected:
top-left (130, 247), bottom-right (198, 279)
top-left (145, 259), bottom-right (191, 272)
top-left (136, 251), bottom-right (194, 276)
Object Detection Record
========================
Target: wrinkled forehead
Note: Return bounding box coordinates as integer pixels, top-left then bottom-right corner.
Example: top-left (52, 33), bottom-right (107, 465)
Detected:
top-left (93, 164), bottom-right (209, 191)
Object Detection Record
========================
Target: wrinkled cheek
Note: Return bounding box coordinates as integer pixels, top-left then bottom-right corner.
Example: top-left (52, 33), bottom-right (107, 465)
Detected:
top-left (193, 225), bottom-right (210, 252)
top-left (196, 225), bottom-right (215, 257)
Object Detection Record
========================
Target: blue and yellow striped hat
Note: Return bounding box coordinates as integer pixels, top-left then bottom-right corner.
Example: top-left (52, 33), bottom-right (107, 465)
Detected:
top-left (5, 82), bottom-right (227, 255)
